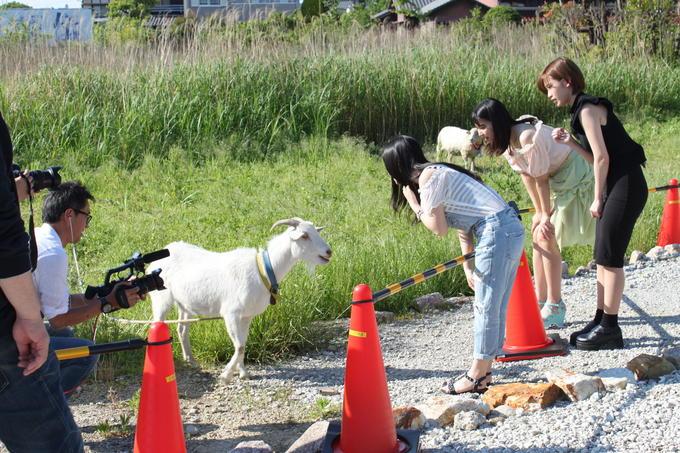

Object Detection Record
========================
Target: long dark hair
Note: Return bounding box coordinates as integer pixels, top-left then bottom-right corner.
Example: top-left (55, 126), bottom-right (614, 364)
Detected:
top-left (471, 98), bottom-right (535, 156)
top-left (381, 135), bottom-right (482, 214)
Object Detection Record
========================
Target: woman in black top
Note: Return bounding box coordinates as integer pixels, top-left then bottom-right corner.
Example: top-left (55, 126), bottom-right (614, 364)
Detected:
top-left (537, 58), bottom-right (647, 351)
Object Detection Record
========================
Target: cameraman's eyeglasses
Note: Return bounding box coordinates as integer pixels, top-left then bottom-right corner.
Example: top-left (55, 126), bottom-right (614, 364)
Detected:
top-left (73, 209), bottom-right (92, 226)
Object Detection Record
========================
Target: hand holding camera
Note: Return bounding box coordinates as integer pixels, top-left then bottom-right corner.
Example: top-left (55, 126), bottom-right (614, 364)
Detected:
top-left (12, 164), bottom-right (62, 200)
top-left (85, 249), bottom-right (169, 311)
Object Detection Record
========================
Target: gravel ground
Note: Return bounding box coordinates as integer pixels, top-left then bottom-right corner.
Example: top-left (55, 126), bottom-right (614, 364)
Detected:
top-left (7, 255), bottom-right (680, 452)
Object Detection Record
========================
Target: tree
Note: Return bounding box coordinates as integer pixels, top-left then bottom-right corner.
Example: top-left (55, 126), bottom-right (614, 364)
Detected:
top-left (0, 2), bottom-right (31, 9)
top-left (300, 0), bottom-right (328, 18)
top-left (482, 5), bottom-right (521, 26)
top-left (107, 0), bottom-right (156, 19)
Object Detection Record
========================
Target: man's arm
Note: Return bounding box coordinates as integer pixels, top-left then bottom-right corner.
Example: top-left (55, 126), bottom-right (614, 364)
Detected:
top-left (0, 111), bottom-right (49, 375)
top-left (49, 287), bottom-right (145, 329)
top-left (0, 273), bottom-right (50, 375)
top-left (48, 295), bottom-right (100, 330)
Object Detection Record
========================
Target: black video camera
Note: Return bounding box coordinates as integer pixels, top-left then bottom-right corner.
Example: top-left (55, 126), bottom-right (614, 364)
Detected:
top-left (11, 164), bottom-right (63, 192)
top-left (85, 249), bottom-right (170, 309)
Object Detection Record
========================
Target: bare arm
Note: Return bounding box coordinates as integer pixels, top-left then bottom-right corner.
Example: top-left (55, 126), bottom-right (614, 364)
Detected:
top-left (552, 128), bottom-right (594, 164)
top-left (0, 272), bottom-right (49, 375)
top-left (457, 229), bottom-right (476, 290)
top-left (580, 105), bottom-right (610, 217)
top-left (402, 167), bottom-right (449, 237)
top-left (534, 174), bottom-right (552, 218)
top-left (14, 176), bottom-right (31, 202)
top-left (420, 205), bottom-right (448, 237)
top-left (49, 285), bottom-right (143, 329)
top-left (48, 295), bottom-right (100, 329)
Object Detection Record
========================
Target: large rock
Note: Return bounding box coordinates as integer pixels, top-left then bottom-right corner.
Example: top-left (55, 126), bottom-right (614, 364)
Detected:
top-left (665, 243), bottom-right (680, 257)
top-left (597, 368), bottom-right (636, 391)
top-left (375, 311), bottom-right (396, 324)
top-left (286, 421), bottom-right (329, 453)
top-left (454, 411), bottom-right (486, 431)
top-left (627, 354), bottom-right (677, 380)
top-left (545, 368), bottom-right (605, 401)
top-left (482, 383), bottom-right (563, 410)
top-left (600, 377), bottom-right (629, 392)
top-left (418, 396), bottom-right (489, 427)
top-left (647, 246), bottom-right (667, 260)
top-left (488, 404), bottom-right (516, 419)
top-left (629, 250), bottom-right (648, 265)
top-left (230, 440), bottom-right (273, 453)
top-left (574, 266), bottom-right (590, 277)
top-left (413, 292), bottom-right (445, 312)
top-left (392, 406), bottom-right (426, 430)
top-left (660, 347), bottom-right (680, 369)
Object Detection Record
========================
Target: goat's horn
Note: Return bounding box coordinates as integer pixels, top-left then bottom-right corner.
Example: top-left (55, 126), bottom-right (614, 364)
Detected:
top-left (315, 226), bottom-right (325, 232)
top-left (271, 218), bottom-right (301, 231)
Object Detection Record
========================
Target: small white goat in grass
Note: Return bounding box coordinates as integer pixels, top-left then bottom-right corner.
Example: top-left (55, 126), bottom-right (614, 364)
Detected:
top-left (150, 217), bottom-right (332, 383)
top-left (436, 126), bottom-right (485, 172)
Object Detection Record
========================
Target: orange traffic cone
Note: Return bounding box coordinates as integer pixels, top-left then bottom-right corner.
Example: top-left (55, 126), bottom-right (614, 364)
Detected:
top-left (497, 251), bottom-right (568, 362)
top-left (657, 178), bottom-right (680, 247)
top-left (322, 284), bottom-right (418, 453)
top-left (134, 322), bottom-right (186, 453)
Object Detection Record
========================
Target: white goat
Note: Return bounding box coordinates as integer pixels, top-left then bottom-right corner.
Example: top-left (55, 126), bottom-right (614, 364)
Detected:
top-left (150, 217), bottom-right (332, 383)
top-left (436, 126), bottom-right (485, 172)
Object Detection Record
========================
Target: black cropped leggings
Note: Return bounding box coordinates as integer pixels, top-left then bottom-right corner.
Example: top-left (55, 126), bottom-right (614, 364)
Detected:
top-left (594, 165), bottom-right (647, 268)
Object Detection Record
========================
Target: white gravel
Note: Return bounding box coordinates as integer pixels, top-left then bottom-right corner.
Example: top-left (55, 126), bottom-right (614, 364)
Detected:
top-left (244, 254), bottom-right (680, 452)
top-left (7, 255), bottom-right (676, 452)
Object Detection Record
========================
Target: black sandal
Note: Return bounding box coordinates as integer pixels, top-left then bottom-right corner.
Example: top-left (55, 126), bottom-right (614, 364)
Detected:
top-left (440, 372), bottom-right (491, 395)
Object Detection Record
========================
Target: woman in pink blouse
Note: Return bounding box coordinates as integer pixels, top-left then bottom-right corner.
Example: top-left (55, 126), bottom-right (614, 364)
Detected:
top-left (472, 98), bottom-right (595, 329)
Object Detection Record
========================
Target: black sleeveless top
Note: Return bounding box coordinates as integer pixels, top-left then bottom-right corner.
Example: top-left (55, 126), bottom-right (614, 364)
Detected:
top-left (570, 93), bottom-right (646, 178)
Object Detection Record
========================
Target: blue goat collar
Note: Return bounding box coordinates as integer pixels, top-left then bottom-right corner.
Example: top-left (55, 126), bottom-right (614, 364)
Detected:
top-left (256, 249), bottom-right (279, 305)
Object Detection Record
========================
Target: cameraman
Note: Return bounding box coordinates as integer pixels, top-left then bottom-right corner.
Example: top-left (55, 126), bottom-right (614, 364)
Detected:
top-left (33, 181), bottom-right (143, 396)
top-left (0, 112), bottom-right (83, 451)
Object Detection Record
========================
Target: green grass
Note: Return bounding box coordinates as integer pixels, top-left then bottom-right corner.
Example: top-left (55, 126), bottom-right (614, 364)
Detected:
top-left (19, 118), bottom-right (679, 376)
top-left (3, 24), bottom-right (680, 168)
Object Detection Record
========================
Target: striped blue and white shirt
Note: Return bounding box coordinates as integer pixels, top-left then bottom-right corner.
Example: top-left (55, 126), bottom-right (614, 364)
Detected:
top-left (419, 165), bottom-right (508, 232)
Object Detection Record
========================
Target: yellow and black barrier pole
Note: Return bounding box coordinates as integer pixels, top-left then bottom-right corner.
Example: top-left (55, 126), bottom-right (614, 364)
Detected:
top-left (515, 182), bottom-right (678, 215)
top-left (372, 252), bottom-right (476, 302)
top-left (55, 338), bottom-right (148, 361)
top-left (648, 183), bottom-right (679, 193)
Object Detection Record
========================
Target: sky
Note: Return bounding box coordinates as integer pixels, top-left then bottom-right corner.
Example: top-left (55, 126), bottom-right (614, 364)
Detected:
top-left (1, 0), bottom-right (81, 8)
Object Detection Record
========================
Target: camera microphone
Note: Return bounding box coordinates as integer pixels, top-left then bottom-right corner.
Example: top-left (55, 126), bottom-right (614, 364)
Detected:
top-left (142, 249), bottom-right (170, 263)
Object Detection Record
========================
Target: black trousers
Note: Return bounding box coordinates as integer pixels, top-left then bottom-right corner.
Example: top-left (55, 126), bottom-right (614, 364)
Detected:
top-left (595, 165), bottom-right (648, 268)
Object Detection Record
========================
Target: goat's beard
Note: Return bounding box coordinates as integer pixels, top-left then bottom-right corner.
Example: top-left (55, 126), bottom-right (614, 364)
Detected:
top-left (305, 262), bottom-right (318, 275)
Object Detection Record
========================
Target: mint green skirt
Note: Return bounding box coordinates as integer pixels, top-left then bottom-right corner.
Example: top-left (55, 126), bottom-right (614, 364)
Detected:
top-left (550, 152), bottom-right (596, 249)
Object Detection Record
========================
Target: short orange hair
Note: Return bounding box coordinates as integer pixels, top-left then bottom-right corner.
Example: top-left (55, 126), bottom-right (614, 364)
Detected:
top-left (537, 57), bottom-right (586, 95)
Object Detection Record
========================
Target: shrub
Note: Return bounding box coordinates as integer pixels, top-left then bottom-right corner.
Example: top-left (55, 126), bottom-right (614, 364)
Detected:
top-left (482, 6), bottom-right (521, 26)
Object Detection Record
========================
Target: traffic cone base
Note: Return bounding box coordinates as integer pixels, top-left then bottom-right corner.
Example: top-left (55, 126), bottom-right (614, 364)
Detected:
top-left (323, 421), bottom-right (418, 453)
top-left (499, 252), bottom-right (567, 363)
top-left (497, 333), bottom-right (568, 362)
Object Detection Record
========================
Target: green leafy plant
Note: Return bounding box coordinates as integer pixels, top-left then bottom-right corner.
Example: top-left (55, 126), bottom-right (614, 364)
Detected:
top-left (482, 5), bottom-right (521, 26)
top-left (107, 0), bottom-right (156, 19)
top-left (309, 397), bottom-right (341, 420)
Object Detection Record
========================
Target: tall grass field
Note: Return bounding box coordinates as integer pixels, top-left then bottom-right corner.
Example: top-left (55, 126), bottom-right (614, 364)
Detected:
top-left (2, 22), bottom-right (679, 375)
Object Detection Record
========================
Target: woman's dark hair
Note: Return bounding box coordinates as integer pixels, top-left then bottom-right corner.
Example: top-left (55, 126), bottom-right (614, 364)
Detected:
top-left (42, 181), bottom-right (94, 223)
top-left (380, 135), bottom-right (482, 214)
top-left (471, 98), bottom-right (535, 156)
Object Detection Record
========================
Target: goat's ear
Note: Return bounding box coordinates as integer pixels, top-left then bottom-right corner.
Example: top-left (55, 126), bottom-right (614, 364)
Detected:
top-left (315, 226), bottom-right (325, 232)
top-left (289, 229), bottom-right (308, 240)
